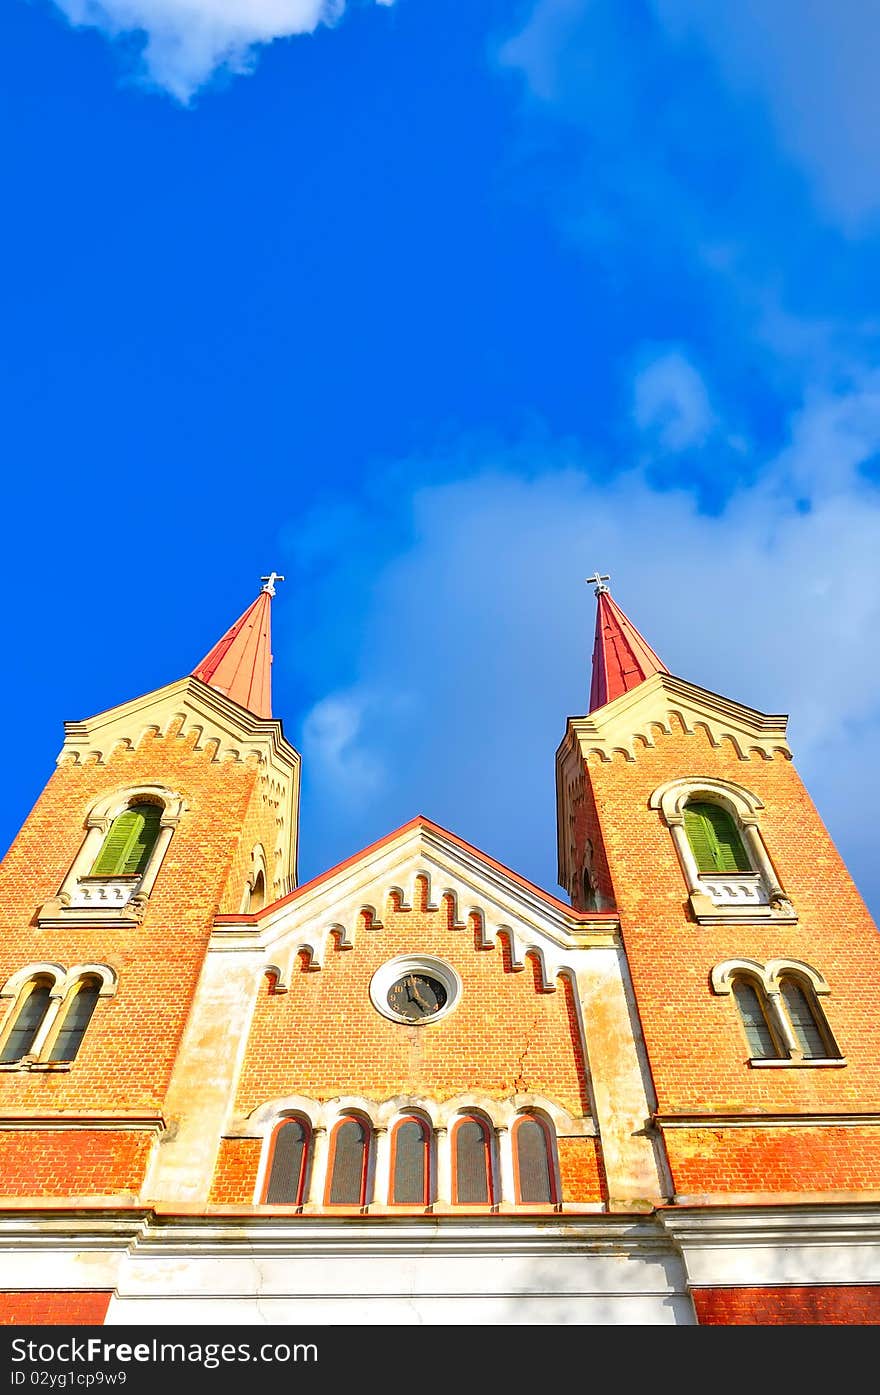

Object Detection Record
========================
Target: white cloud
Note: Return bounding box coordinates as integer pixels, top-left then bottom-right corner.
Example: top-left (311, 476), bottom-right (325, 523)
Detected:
top-left (631, 349), bottom-right (716, 452)
top-left (650, 0), bottom-right (880, 231)
top-left (52, 0), bottom-right (394, 102)
top-left (289, 377), bottom-right (880, 922)
top-left (301, 691), bottom-right (386, 795)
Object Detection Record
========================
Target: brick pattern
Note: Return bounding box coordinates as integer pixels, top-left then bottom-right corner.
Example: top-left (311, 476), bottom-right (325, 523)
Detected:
top-left (692, 1284), bottom-right (880, 1324)
top-left (234, 879), bottom-right (591, 1119)
top-left (209, 1125), bottom-right (606, 1206)
top-left (0, 1292), bottom-right (111, 1325)
top-left (664, 1124), bottom-right (880, 1196)
top-left (0, 1128), bottom-right (154, 1199)
top-left (0, 725), bottom-right (276, 1114)
top-left (577, 719), bottom-right (880, 1191)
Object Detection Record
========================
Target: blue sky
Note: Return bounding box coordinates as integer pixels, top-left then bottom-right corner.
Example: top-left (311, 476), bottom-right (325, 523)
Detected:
top-left (3, 0), bottom-right (880, 922)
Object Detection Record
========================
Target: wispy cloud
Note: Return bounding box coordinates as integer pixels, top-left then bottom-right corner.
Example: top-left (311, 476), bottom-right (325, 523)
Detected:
top-left (650, 0), bottom-right (880, 232)
top-left (52, 0), bottom-right (395, 102)
top-left (632, 349), bottom-right (716, 453)
top-left (286, 368), bottom-right (880, 915)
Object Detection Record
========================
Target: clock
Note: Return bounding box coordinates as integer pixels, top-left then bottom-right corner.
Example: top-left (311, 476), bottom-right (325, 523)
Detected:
top-left (370, 955), bottom-right (461, 1024)
top-left (387, 971), bottom-right (448, 1022)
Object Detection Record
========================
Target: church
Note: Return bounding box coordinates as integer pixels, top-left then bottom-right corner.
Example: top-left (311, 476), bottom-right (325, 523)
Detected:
top-left (1, 571), bottom-right (879, 1326)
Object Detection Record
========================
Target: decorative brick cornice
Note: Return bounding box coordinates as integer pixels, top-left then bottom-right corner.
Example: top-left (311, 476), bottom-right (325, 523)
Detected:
top-left (559, 671), bottom-right (791, 766)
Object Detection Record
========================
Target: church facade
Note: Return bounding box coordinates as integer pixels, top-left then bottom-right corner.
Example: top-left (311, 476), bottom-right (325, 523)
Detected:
top-left (1, 575), bottom-right (880, 1325)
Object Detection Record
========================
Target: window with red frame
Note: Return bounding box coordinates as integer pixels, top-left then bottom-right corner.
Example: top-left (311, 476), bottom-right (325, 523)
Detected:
top-left (513, 1114), bottom-right (557, 1204)
top-left (326, 1117), bottom-right (371, 1206)
top-left (263, 1117), bottom-right (311, 1205)
top-left (453, 1116), bottom-right (494, 1204)
top-left (391, 1117), bottom-right (432, 1204)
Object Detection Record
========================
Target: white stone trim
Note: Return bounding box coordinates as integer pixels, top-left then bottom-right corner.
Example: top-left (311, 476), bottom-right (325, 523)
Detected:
top-left (40, 785), bottom-right (185, 926)
top-left (648, 775), bottom-right (796, 924)
top-left (711, 957), bottom-right (841, 1064)
top-left (0, 963), bottom-right (117, 1068)
top-left (368, 955), bottom-right (462, 1025)
top-left (243, 1094), bottom-right (589, 1211)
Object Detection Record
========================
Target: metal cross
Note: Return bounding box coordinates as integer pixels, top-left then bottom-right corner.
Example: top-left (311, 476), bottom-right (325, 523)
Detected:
top-left (260, 572), bottom-right (286, 596)
top-left (585, 572), bottom-right (611, 596)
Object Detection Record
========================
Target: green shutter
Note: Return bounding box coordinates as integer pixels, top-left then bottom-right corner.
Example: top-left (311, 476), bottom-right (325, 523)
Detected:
top-left (90, 804), bottom-right (161, 876)
top-left (684, 801), bottom-right (751, 874)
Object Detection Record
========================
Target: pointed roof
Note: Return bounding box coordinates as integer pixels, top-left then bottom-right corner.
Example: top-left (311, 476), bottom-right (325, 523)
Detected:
top-left (588, 583), bottom-right (668, 713)
top-left (192, 584), bottom-right (276, 718)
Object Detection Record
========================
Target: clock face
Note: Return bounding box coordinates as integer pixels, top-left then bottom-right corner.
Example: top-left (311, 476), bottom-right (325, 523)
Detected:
top-left (386, 972), bottom-right (448, 1022)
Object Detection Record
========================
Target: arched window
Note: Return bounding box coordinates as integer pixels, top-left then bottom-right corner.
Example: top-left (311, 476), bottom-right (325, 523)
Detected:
top-left (683, 801), bottom-right (751, 874)
top-left (513, 1114), bottom-right (557, 1204)
top-left (47, 977), bottom-right (100, 1063)
top-left (90, 803), bottom-right (162, 878)
top-left (326, 1117), bottom-right (371, 1206)
top-left (715, 960), bottom-right (842, 1065)
top-left (779, 977), bottom-right (828, 1059)
top-left (453, 1116), bottom-right (494, 1205)
top-left (264, 1116), bottom-right (311, 1205)
top-left (390, 1117), bottom-right (432, 1205)
top-left (732, 979), bottom-right (780, 1060)
top-left (0, 977), bottom-right (53, 1063)
top-left (249, 870), bottom-right (266, 913)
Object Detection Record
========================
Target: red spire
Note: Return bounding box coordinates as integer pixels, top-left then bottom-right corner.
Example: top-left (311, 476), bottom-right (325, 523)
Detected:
top-left (588, 579), bottom-right (668, 713)
top-left (192, 576), bottom-right (282, 719)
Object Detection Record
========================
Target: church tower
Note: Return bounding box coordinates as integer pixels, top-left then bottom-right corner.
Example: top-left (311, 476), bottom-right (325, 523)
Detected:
top-left (556, 575), bottom-right (880, 1323)
top-left (0, 577), bottom-right (299, 1222)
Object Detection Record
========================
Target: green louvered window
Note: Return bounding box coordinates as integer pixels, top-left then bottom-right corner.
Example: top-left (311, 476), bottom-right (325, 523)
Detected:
top-left (90, 803), bottom-right (162, 877)
top-left (683, 801), bottom-right (752, 874)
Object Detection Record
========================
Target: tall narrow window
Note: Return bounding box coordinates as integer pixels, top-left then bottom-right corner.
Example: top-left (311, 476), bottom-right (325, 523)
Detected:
top-left (264, 1117), bottom-right (311, 1205)
top-left (732, 979), bottom-right (779, 1059)
top-left (391, 1117), bottom-right (431, 1205)
top-left (90, 803), bottom-right (162, 877)
top-left (780, 978), bottom-right (827, 1059)
top-left (47, 977), bottom-right (100, 1063)
top-left (453, 1116), bottom-right (493, 1205)
top-left (684, 801), bottom-right (751, 874)
top-left (514, 1115), bottom-right (556, 1204)
top-left (0, 978), bottom-right (53, 1063)
top-left (326, 1117), bottom-right (370, 1206)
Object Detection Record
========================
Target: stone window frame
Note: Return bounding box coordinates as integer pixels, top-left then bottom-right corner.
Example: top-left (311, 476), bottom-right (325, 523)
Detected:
top-left (512, 1109), bottom-right (561, 1207)
top-left (247, 1093), bottom-right (577, 1212)
top-left (451, 1111), bottom-right (498, 1208)
top-left (261, 1113), bottom-right (313, 1206)
top-left (711, 957), bottom-right (844, 1067)
top-left (0, 962), bottom-right (117, 1071)
top-left (38, 785), bottom-right (185, 927)
top-left (239, 843), bottom-right (269, 914)
top-left (649, 776), bottom-right (797, 925)
top-left (388, 1111), bottom-right (435, 1207)
top-left (324, 1112), bottom-right (374, 1209)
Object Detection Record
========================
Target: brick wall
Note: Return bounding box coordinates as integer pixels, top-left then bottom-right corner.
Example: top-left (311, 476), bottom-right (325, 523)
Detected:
top-left (577, 718), bottom-right (880, 1197)
top-left (0, 1128), bottom-right (154, 1200)
top-left (692, 1284), bottom-right (880, 1324)
top-left (0, 1292), bottom-right (111, 1325)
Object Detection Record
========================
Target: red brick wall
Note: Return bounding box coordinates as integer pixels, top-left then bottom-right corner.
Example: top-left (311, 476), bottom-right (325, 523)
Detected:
top-left (580, 718), bottom-right (880, 1198)
top-left (664, 1124), bottom-right (880, 1198)
top-left (0, 1292), bottom-right (111, 1325)
top-left (234, 880), bottom-right (590, 1118)
top-left (0, 724), bottom-right (270, 1114)
top-left (209, 1128), bottom-right (606, 1206)
top-left (693, 1284), bottom-right (880, 1324)
top-left (0, 1129), bottom-right (154, 1199)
